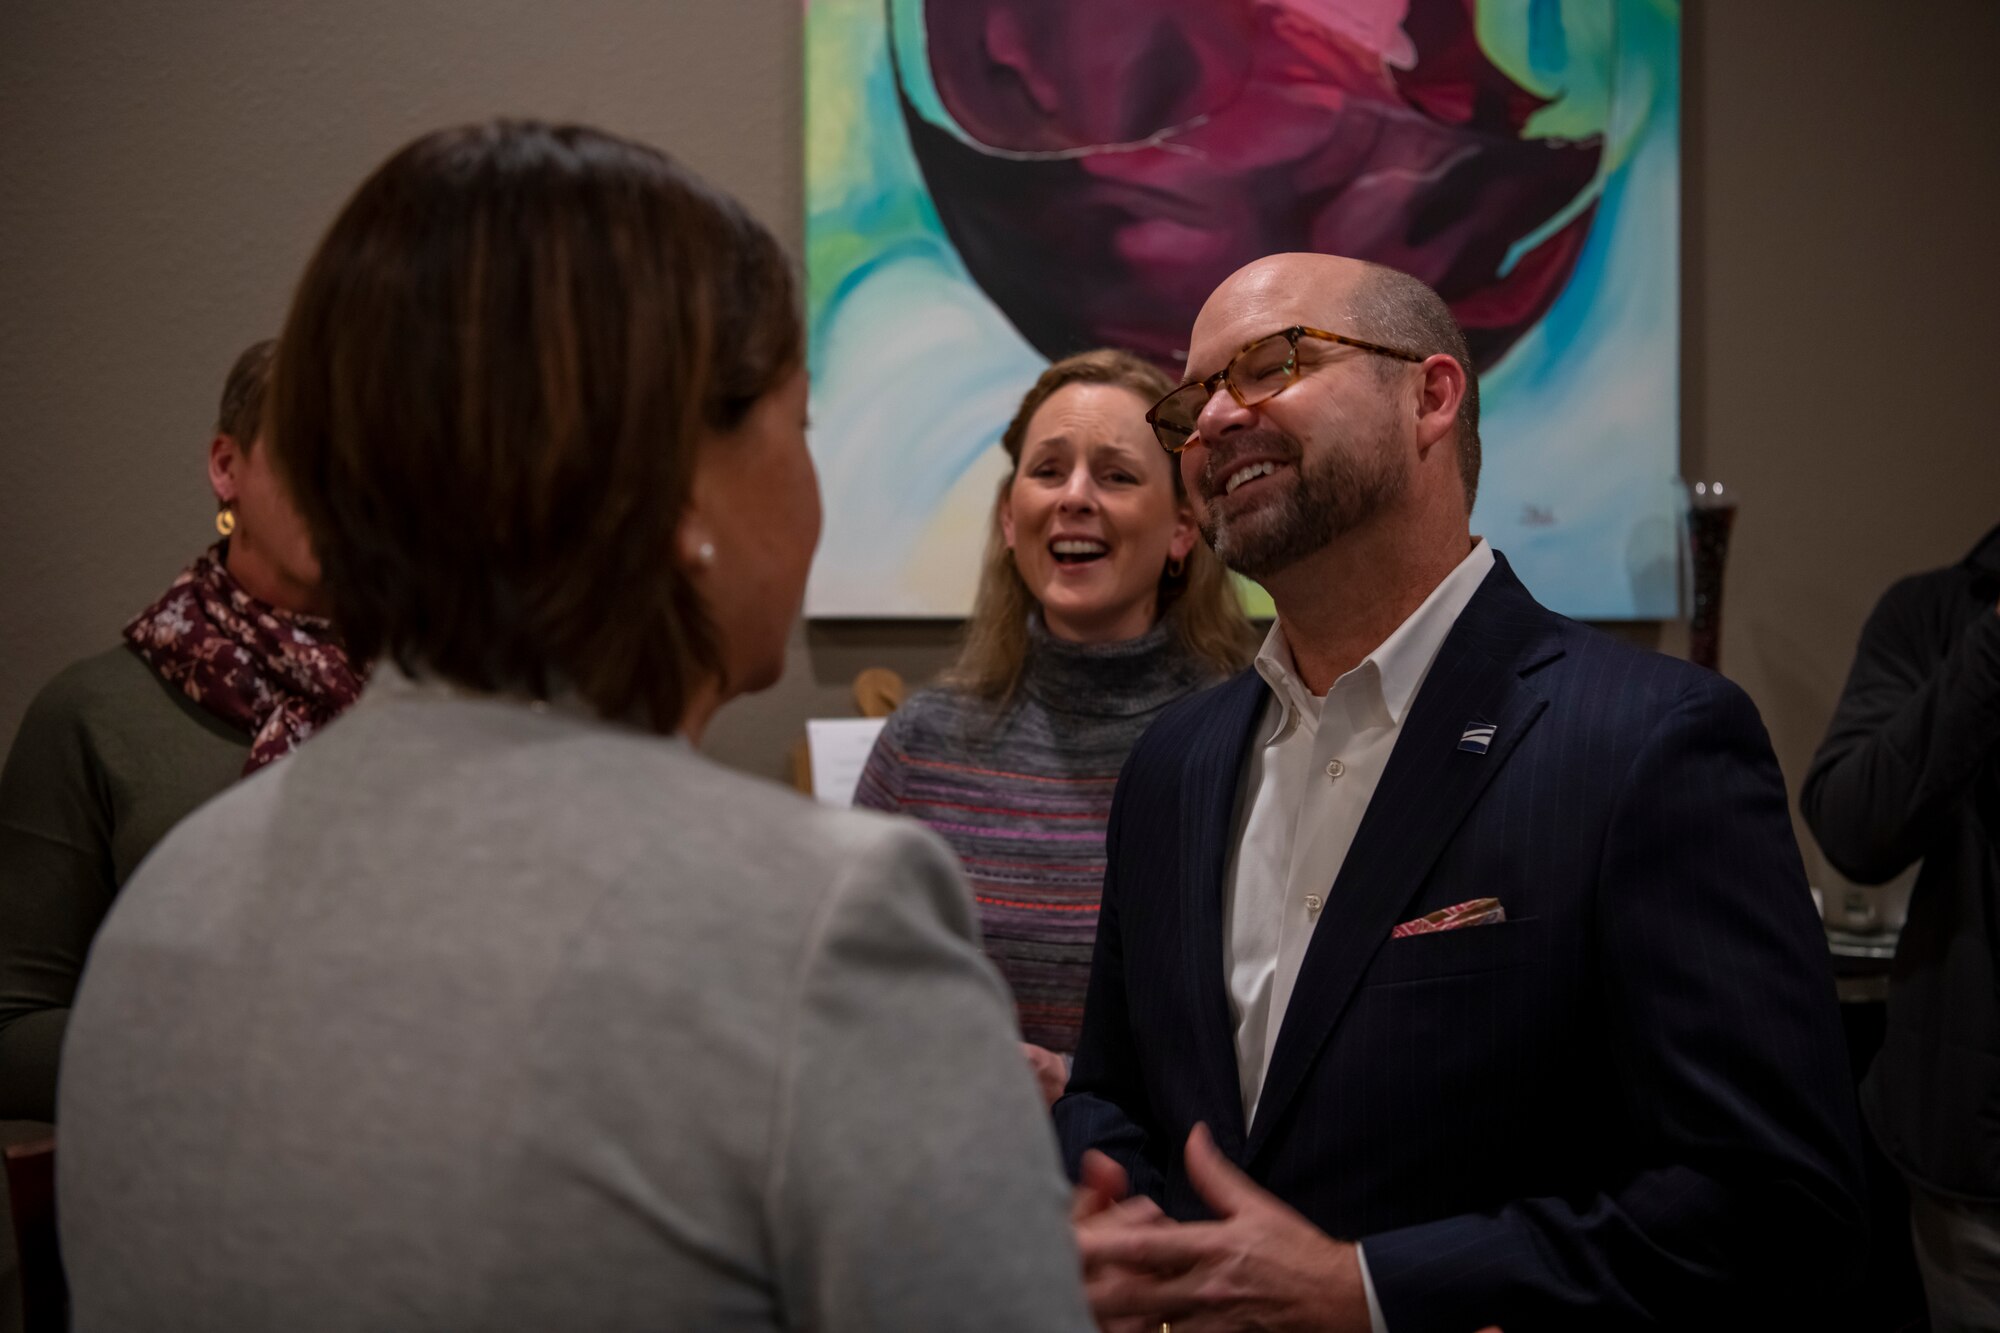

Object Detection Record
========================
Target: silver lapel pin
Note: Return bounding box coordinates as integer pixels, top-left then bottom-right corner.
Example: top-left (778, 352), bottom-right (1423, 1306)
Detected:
top-left (1457, 722), bottom-right (1496, 754)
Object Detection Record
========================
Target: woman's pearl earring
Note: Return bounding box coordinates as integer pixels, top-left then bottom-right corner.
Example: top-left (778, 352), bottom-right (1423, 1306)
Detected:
top-left (695, 541), bottom-right (716, 569)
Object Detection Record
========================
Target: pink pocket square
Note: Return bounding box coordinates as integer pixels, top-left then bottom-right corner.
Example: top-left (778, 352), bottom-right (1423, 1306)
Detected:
top-left (1391, 897), bottom-right (1507, 937)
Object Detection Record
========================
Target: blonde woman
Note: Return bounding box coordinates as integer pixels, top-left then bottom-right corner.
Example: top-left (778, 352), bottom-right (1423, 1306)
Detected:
top-left (856, 349), bottom-right (1255, 1096)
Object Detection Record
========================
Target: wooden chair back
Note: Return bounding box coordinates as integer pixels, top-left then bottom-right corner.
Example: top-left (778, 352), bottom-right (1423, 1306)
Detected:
top-left (4, 1137), bottom-right (66, 1333)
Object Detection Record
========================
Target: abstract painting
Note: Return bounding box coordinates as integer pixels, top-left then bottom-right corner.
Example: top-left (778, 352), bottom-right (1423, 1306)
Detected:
top-left (806, 0), bottom-right (1681, 619)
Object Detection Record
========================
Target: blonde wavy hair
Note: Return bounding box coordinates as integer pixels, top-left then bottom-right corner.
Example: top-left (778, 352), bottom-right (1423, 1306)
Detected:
top-left (945, 348), bottom-right (1257, 701)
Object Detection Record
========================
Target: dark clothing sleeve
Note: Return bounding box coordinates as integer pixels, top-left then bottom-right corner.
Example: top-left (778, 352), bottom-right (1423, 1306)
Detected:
top-left (1802, 546), bottom-right (2000, 1199)
top-left (0, 681), bottom-right (119, 1122)
top-left (1802, 579), bottom-right (2000, 884)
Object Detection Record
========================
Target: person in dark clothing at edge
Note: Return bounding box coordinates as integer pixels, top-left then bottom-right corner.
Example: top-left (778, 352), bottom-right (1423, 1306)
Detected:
top-left (1803, 521), bottom-right (2000, 1333)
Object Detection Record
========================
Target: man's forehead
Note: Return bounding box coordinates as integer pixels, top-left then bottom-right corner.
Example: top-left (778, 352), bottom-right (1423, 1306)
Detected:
top-left (1184, 306), bottom-right (1301, 378)
top-left (1184, 257), bottom-right (1360, 377)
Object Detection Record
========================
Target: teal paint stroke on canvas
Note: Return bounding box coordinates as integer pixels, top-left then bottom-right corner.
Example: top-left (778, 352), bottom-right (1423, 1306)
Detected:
top-left (806, 0), bottom-right (1680, 619)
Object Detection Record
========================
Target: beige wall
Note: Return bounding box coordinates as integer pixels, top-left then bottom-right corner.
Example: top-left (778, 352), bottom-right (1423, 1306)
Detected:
top-left (1684, 0), bottom-right (2000, 888)
top-left (3, 1), bottom-right (1996, 888)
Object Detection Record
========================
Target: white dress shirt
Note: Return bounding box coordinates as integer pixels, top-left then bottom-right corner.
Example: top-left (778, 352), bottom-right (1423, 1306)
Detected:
top-left (1220, 539), bottom-right (1495, 1330)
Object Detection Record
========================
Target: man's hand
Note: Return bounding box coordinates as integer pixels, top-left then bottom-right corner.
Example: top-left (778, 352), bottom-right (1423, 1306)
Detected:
top-left (1078, 1123), bottom-right (1371, 1333)
top-left (1024, 1042), bottom-right (1069, 1108)
top-left (1072, 1149), bottom-right (1134, 1222)
top-left (1072, 1151), bottom-right (1177, 1333)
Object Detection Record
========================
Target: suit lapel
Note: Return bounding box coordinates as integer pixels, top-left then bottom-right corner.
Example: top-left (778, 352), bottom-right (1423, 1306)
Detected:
top-left (1245, 558), bottom-right (1563, 1162)
top-left (1176, 670), bottom-right (1267, 1157)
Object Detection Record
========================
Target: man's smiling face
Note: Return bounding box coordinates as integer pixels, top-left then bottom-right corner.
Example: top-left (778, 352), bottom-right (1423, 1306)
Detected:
top-left (1177, 260), bottom-right (1414, 580)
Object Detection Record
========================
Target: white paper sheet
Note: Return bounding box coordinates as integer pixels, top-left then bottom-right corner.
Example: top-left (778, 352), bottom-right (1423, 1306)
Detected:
top-left (805, 717), bottom-right (889, 807)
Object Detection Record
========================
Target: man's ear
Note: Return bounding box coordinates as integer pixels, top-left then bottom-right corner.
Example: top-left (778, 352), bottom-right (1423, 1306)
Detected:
top-left (208, 433), bottom-right (242, 505)
top-left (1414, 355), bottom-right (1466, 457)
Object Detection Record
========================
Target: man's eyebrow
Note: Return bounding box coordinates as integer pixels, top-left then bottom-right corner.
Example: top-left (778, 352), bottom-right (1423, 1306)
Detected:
top-left (1175, 353), bottom-right (1216, 385)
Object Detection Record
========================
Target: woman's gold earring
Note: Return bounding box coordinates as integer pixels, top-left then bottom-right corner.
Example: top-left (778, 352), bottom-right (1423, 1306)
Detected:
top-left (215, 506), bottom-right (237, 537)
top-left (1166, 555), bottom-right (1186, 579)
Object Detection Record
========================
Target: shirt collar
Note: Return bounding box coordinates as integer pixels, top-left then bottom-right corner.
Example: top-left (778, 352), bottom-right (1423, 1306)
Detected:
top-left (1252, 625), bottom-right (1319, 743)
top-left (1254, 538), bottom-right (1496, 743)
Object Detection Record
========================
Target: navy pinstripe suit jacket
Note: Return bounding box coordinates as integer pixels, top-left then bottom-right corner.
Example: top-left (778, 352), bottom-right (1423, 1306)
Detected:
top-left (1055, 555), bottom-right (1866, 1331)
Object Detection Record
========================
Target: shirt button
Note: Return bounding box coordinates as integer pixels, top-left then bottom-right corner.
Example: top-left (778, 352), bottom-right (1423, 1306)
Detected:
top-left (1325, 759), bottom-right (1346, 779)
top-left (1305, 894), bottom-right (1324, 916)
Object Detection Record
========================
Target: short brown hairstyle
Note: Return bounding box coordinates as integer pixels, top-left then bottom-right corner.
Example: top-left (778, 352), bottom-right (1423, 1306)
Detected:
top-left (268, 121), bottom-right (800, 731)
top-left (1348, 263), bottom-right (1481, 510)
top-left (948, 348), bottom-right (1256, 699)
top-left (216, 339), bottom-right (276, 446)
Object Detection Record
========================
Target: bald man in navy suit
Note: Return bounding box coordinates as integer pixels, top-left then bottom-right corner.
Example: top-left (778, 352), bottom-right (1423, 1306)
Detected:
top-left (1057, 255), bottom-right (1866, 1332)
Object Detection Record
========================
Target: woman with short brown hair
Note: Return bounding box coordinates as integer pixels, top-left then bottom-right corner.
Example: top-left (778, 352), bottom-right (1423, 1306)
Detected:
top-left (58, 121), bottom-right (1092, 1332)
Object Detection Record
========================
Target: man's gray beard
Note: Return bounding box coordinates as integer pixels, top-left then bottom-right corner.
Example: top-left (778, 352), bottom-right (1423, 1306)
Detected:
top-left (1200, 430), bottom-right (1407, 580)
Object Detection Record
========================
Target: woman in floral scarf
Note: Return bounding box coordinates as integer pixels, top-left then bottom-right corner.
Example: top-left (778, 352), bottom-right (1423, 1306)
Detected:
top-left (0, 340), bottom-right (361, 1122)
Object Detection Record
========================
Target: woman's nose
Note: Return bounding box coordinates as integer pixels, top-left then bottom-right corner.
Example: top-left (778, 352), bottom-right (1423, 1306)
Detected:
top-left (1057, 469), bottom-right (1097, 511)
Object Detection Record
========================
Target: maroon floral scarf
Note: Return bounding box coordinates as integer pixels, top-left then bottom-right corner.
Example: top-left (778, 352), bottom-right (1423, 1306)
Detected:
top-left (123, 544), bottom-right (364, 774)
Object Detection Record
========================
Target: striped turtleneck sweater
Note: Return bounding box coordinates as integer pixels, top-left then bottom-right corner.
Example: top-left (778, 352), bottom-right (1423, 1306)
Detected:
top-left (854, 616), bottom-right (1220, 1054)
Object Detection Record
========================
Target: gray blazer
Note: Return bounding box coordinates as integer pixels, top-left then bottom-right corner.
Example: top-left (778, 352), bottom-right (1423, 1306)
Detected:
top-left (58, 674), bottom-right (1093, 1331)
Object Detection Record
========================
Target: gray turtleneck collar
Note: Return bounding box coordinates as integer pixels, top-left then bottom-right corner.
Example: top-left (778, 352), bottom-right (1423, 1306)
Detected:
top-left (1017, 612), bottom-right (1213, 718)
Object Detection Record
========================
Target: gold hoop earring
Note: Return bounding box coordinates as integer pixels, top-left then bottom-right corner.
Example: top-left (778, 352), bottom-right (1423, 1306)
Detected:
top-left (1166, 555), bottom-right (1186, 579)
top-left (215, 506), bottom-right (237, 537)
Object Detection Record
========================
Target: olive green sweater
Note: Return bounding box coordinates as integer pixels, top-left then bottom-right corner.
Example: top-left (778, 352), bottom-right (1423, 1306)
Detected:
top-left (0, 647), bottom-right (248, 1121)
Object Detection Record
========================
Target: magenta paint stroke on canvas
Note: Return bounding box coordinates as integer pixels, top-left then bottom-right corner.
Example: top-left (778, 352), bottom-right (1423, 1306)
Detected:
top-left (902, 0), bottom-right (1602, 370)
top-left (805, 0), bottom-right (1682, 620)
